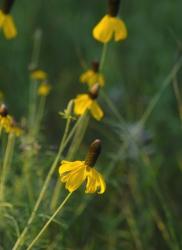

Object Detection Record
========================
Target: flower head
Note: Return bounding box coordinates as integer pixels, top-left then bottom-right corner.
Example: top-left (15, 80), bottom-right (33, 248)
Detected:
top-left (93, 0), bottom-right (127, 43)
top-left (80, 61), bottom-right (105, 88)
top-left (31, 70), bottom-right (48, 81)
top-left (38, 81), bottom-right (51, 96)
top-left (7, 118), bottom-right (23, 136)
top-left (0, 104), bottom-right (13, 132)
top-left (0, 0), bottom-right (17, 39)
top-left (74, 84), bottom-right (104, 121)
top-left (59, 139), bottom-right (106, 194)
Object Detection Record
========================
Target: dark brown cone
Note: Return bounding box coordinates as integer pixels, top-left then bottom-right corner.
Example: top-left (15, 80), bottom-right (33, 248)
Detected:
top-left (92, 61), bottom-right (100, 73)
top-left (85, 139), bottom-right (102, 167)
top-left (88, 84), bottom-right (100, 100)
top-left (108, 0), bottom-right (120, 17)
top-left (2, 0), bottom-right (15, 14)
top-left (0, 104), bottom-right (8, 117)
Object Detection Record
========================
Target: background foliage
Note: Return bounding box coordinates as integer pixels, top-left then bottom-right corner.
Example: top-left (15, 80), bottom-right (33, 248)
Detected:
top-left (0, 0), bottom-right (182, 249)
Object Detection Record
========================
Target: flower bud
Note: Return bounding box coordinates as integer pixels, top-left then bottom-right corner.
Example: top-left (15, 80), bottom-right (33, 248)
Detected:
top-left (0, 104), bottom-right (8, 117)
top-left (89, 83), bottom-right (100, 100)
top-left (85, 139), bottom-right (102, 167)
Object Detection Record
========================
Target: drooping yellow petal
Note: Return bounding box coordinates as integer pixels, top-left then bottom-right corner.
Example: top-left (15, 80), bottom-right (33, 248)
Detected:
top-left (93, 15), bottom-right (113, 43)
top-left (80, 70), bottom-right (105, 88)
top-left (74, 94), bottom-right (92, 116)
top-left (31, 70), bottom-right (48, 81)
top-left (59, 160), bottom-right (84, 175)
top-left (93, 15), bottom-right (127, 43)
top-left (85, 168), bottom-right (106, 194)
top-left (3, 15), bottom-right (17, 39)
top-left (0, 10), bottom-right (6, 27)
top-left (90, 101), bottom-right (104, 121)
top-left (113, 18), bottom-right (127, 41)
top-left (96, 172), bottom-right (106, 194)
top-left (65, 166), bottom-right (86, 192)
top-left (85, 168), bottom-right (97, 193)
top-left (80, 70), bottom-right (94, 84)
top-left (38, 83), bottom-right (51, 96)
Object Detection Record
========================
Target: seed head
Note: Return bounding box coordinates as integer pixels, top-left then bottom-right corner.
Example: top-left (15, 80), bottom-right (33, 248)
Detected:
top-left (108, 0), bottom-right (120, 17)
top-left (89, 83), bottom-right (100, 100)
top-left (0, 104), bottom-right (8, 117)
top-left (85, 139), bottom-right (102, 167)
top-left (2, 0), bottom-right (15, 14)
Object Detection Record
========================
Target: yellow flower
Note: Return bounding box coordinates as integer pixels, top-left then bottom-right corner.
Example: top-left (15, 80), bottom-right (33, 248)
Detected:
top-left (38, 82), bottom-right (51, 96)
top-left (8, 123), bottom-right (22, 136)
top-left (0, 104), bottom-right (13, 131)
top-left (59, 139), bottom-right (106, 194)
top-left (80, 70), bottom-right (104, 88)
top-left (31, 70), bottom-right (48, 81)
top-left (0, 10), bottom-right (17, 39)
top-left (74, 92), bottom-right (103, 121)
top-left (93, 14), bottom-right (127, 43)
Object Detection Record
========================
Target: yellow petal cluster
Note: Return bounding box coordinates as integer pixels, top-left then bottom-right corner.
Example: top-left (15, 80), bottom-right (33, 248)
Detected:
top-left (31, 70), bottom-right (48, 81)
top-left (59, 160), bottom-right (106, 194)
top-left (0, 10), bottom-right (17, 39)
top-left (80, 70), bottom-right (105, 88)
top-left (93, 14), bottom-right (127, 43)
top-left (0, 114), bottom-right (13, 131)
top-left (38, 82), bottom-right (51, 96)
top-left (74, 94), bottom-right (103, 121)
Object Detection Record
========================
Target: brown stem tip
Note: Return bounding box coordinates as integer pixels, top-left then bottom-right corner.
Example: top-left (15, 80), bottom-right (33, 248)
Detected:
top-left (108, 0), bottom-right (120, 17)
top-left (89, 84), bottom-right (100, 100)
top-left (85, 139), bottom-right (102, 167)
top-left (0, 104), bottom-right (8, 117)
top-left (92, 61), bottom-right (100, 73)
top-left (2, 0), bottom-right (15, 14)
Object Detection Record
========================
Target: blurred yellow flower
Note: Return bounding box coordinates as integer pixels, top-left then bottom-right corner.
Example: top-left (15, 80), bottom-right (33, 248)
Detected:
top-left (80, 62), bottom-right (104, 88)
top-left (59, 139), bottom-right (106, 194)
top-left (0, 104), bottom-right (13, 132)
top-left (31, 70), bottom-right (48, 81)
top-left (38, 82), bottom-right (51, 96)
top-left (74, 93), bottom-right (103, 121)
top-left (93, 14), bottom-right (127, 43)
top-left (0, 10), bottom-right (17, 39)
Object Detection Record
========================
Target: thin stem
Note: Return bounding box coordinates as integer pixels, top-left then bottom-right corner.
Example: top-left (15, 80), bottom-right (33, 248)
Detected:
top-left (99, 43), bottom-right (108, 72)
top-left (26, 192), bottom-right (72, 250)
top-left (33, 95), bottom-right (46, 137)
top-left (12, 116), bottom-right (84, 250)
top-left (139, 58), bottom-right (182, 126)
top-left (0, 133), bottom-right (15, 201)
top-left (172, 76), bottom-right (182, 123)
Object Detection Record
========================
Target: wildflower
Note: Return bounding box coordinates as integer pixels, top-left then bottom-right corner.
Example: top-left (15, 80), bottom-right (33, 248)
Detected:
top-left (93, 0), bottom-right (127, 43)
top-left (38, 81), bottom-right (51, 96)
top-left (0, 0), bottom-right (17, 39)
top-left (31, 70), bottom-right (48, 81)
top-left (74, 84), bottom-right (104, 121)
top-left (59, 139), bottom-right (106, 193)
top-left (80, 61), bottom-right (105, 88)
top-left (0, 104), bottom-right (13, 132)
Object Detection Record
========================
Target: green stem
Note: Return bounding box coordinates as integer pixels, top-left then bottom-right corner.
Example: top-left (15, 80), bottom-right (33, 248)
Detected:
top-left (33, 95), bottom-right (46, 137)
top-left (0, 133), bottom-right (15, 201)
top-left (139, 58), bottom-right (182, 126)
top-left (12, 115), bottom-right (84, 250)
top-left (99, 43), bottom-right (108, 72)
top-left (26, 192), bottom-right (72, 250)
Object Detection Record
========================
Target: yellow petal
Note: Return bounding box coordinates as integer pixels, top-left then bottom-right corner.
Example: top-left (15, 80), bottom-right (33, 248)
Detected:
top-left (80, 70), bottom-right (94, 84)
top-left (96, 172), bottom-right (106, 194)
top-left (74, 94), bottom-right (92, 116)
top-left (114, 18), bottom-right (127, 41)
top-left (59, 160), bottom-right (84, 175)
top-left (85, 168), bottom-right (97, 193)
top-left (65, 166), bottom-right (86, 192)
top-left (93, 15), bottom-right (113, 43)
top-left (3, 15), bottom-right (17, 39)
top-left (31, 70), bottom-right (48, 80)
top-left (0, 10), bottom-right (6, 27)
top-left (90, 101), bottom-right (104, 121)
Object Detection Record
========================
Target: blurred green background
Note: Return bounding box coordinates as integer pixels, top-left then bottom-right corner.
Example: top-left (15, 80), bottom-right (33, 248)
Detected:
top-left (0, 0), bottom-right (182, 249)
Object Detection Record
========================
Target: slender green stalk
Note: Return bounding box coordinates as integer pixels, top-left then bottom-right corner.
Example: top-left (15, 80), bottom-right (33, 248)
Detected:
top-left (50, 112), bottom-right (89, 211)
top-left (139, 58), bottom-right (182, 126)
top-left (12, 115), bottom-right (85, 250)
top-left (99, 43), bottom-right (108, 71)
top-left (172, 76), bottom-right (182, 122)
top-left (26, 192), bottom-right (72, 250)
top-left (0, 133), bottom-right (15, 201)
top-left (33, 95), bottom-right (46, 137)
